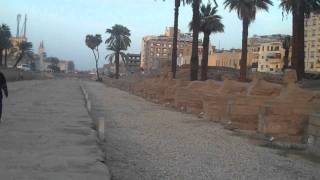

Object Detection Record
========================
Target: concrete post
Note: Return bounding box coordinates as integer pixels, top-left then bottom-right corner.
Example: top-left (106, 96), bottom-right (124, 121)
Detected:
top-left (98, 117), bottom-right (105, 141)
top-left (87, 100), bottom-right (91, 112)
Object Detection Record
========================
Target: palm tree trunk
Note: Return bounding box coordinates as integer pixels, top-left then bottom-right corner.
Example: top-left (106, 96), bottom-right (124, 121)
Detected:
top-left (95, 59), bottom-right (100, 80)
top-left (201, 33), bottom-right (210, 81)
top-left (190, 0), bottom-right (200, 81)
top-left (4, 49), bottom-right (8, 68)
top-left (13, 52), bottom-right (24, 68)
top-left (291, 7), bottom-right (297, 70)
top-left (284, 48), bottom-right (289, 69)
top-left (295, 3), bottom-right (305, 81)
top-left (240, 18), bottom-right (249, 82)
top-left (92, 49), bottom-right (100, 81)
top-left (172, 0), bottom-right (180, 79)
top-left (115, 52), bottom-right (120, 79)
top-left (0, 49), bottom-right (3, 67)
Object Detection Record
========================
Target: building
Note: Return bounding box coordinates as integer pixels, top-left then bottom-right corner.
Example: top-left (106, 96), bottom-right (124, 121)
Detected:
top-left (127, 53), bottom-right (141, 73)
top-left (248, 34), bottom-right (290, 73)
top-left (58, 60), bottom-right (69, 73)
top-left (305, 12), bottom-right (320, 72)
top-left (141, 27), bottom-right (213, 73)
top-left (38, 41), bottom-right (48, 71)
top-left (210, 49), bottom-right (242, 68)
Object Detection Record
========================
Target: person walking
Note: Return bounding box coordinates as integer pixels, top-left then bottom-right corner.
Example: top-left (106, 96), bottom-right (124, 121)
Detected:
top-left (0, 72), bottom-right (8, 123)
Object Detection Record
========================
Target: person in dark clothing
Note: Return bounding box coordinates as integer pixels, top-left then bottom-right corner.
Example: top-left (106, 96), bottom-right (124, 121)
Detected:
top-left (0, 72), bottom-right (8, 123)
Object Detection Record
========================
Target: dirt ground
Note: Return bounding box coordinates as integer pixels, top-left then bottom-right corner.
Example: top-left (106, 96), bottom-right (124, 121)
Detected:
top-left (84, 80), bottom-right (320, 180)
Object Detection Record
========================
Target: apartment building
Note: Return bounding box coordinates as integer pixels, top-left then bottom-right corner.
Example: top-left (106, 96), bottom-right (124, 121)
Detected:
top-left (249, 34), bottom-right (290, 73)
top-left (305, 12), bottom-right (320, 72)
top-left (141, 27), bottom-right (213, 72)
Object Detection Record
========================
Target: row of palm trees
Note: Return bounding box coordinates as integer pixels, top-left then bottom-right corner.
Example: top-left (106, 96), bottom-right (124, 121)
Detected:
top-left (0, 24), bottom-right (33, 68)
top-left (170, 0), bottom-right (320, 82)
top-left (85, 24), bottom-right (131, 80)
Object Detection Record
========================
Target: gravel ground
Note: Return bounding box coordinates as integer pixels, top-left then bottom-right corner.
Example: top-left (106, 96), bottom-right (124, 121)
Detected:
top-left (0, 80), bottom-right (109, 180)
top-left (84, 81), bottom-right (320, 180)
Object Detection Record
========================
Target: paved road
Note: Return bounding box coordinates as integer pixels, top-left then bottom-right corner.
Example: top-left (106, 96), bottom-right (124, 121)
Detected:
top-left (0, 80), bottom-right (109, 180)
top-left (84, 81), bottom-right (320, 180)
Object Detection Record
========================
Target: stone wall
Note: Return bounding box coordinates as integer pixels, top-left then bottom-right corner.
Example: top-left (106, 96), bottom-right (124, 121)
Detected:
top-left (0, 68), bottom-right (53, 82)
top-left (307, 114), bottom-right (320, 155)
top-left (102, 70), bottom-right (320, 144)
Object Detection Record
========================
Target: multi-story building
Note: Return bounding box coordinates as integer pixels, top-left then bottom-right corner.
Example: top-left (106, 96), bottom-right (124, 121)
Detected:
top-left (141, 27), bottom-right (213, 73)
top-left (305, 12), bottom-right (320, 72)
top-left (248, 34), bottom-right (290, 73)
top-left (127, 53), bottom-right (141, 73)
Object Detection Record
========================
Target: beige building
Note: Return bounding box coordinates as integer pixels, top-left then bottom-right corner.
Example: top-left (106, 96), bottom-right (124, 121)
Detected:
top-left (207, 34), bottom-right (289, 73)
top-left (209, 49), bottom-right (242, 68)
top-left (305, 12), bottom-right (320, 72)
top-left (141, 27), bottom-right (213, 72)
top-left (251, 41), bottom-right (288, 73)
top-left (249, 34), bottom-right (290, 73)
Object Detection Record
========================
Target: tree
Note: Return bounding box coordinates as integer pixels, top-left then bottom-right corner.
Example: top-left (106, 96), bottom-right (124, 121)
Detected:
top-left (191, 2), bottom-right (224, 81)
top-left (0, 24), bottom-right (12, 67)
top-left (105, 24), bottom-right (131, 79)
top-left (280, 0), bottom-right (320, 81)
top-left (190, 0), bottom-right (201, 81)
top-left (224, 0), bottom-right (273, 82)
top-left (282, 35), bottom-right (291, 70)
top-left (105, 45), bottom-right (129, 76)
top-left (85, 34), bottom-right (102, 81)
top-left (13, 41), bottom-right (33, 68)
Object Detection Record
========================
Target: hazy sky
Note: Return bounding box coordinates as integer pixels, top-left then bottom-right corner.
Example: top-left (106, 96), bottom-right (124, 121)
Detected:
top-left (1, 0), bottom-right (292, 70)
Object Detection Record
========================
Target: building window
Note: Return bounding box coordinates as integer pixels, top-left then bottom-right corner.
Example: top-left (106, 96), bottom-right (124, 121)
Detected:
top-left (275, 46), bottom-right (279, 51)
top-left (261, 65), bottom-right (264, 69)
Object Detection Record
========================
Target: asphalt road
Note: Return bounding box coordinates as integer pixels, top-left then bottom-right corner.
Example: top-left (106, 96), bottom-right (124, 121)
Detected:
top-left (0, 80), bottom-right (109, 180)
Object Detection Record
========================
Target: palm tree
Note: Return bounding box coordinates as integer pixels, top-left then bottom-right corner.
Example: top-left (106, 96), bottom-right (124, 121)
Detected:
top-left (0, 24), bottom-right (12, 67)
top-left (282, 35), bottom-right (291, 70)
top-left (162, 0), bottom-right (192, 78)
top-left (105, 45), bottom-right (129, 75)
top-left (224, 0), bottom-right (273, 82)
top-left (280, 0), bottom-right (320, 81)
top-left (198, 3), bottom-right (224, 81)
top-left (190, 0), bottom-right (202, 81)
top-left (105, 24), bottom-right (131, 79)
top-left (85, 34), bottom-right (102, 81)
top-left (13, 41), bottom-right (33, 68)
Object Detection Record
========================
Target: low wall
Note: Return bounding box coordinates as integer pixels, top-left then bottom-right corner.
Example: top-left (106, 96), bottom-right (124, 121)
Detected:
top-left (0, 68), bottom-right (53, 82)
top-left (103, 70), bottom-right (320, 145)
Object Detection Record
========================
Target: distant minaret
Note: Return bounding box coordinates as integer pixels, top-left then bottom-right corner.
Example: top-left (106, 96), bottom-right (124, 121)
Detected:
top-left (39, 41), bottom-right (46, 71)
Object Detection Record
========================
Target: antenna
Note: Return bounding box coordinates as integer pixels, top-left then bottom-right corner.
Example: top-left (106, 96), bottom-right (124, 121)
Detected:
top-left (23, 14), bottom-right (27, 38)
top-left (16, 14), bottom-right (21, 37)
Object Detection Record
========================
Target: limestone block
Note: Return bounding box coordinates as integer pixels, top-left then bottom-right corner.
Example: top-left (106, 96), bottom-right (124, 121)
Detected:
top-left (219, 79), bottom-right (249, 95)
top-left (249, 79), bottom-right (282, 97)
top-left (202, 94), bottom-right (231, 122)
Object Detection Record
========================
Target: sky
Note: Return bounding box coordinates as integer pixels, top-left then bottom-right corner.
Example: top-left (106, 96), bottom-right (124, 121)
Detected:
top-left (0, 0), bottom-right (292, 70)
